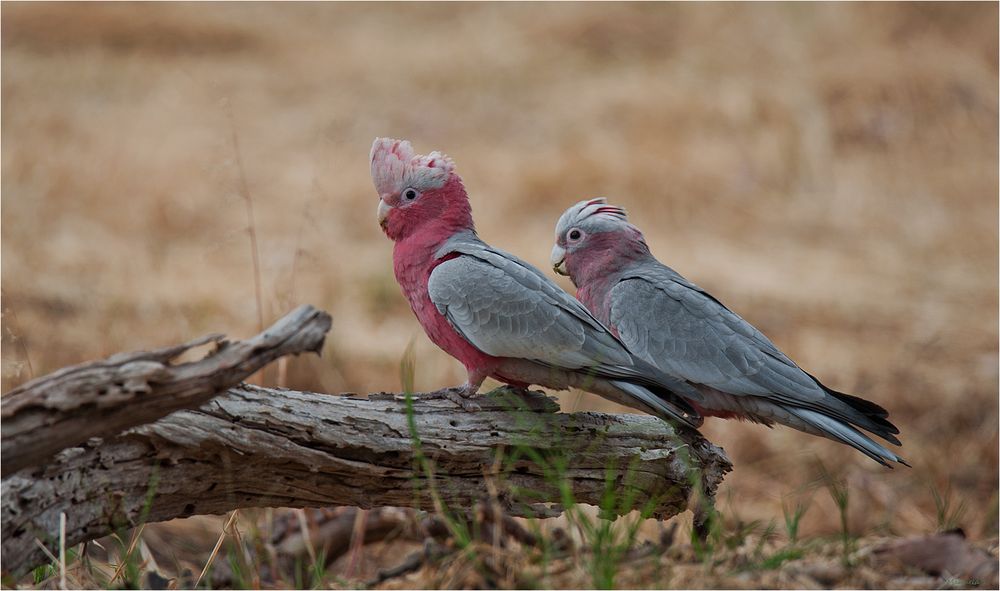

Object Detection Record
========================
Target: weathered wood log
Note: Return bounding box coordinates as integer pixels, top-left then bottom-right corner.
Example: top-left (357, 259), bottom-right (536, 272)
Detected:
top-left (1, 385), bottom-right (731, 575)
top-left (1, 304), bottom-right (332, 476)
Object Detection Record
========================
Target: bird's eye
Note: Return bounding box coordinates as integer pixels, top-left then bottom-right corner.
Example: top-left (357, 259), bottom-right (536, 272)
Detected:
top-left (403, 188), bottom-right (419, 201)
top-left (568, 229), bottom-right (582, 241)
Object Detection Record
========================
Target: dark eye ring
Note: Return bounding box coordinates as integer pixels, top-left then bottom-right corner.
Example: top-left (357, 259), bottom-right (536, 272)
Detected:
top-left (568, 229), bottom-right (582, 240)
top-left (403, 188), bottom-right (418, 201)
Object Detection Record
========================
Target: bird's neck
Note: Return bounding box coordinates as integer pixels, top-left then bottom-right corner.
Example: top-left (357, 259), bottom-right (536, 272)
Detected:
top-left (391, 178), bottom-right (475, 285)
top-left (392, 225), bottom-right (475, 307)
top-left (573, 231), bottom-right (652, 314)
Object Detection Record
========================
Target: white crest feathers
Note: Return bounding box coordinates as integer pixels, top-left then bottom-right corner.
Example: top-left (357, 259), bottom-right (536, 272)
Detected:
top-left (555, 197), bottom-right (631, 238)
top-left (370, 137), bottom-right (455, 196)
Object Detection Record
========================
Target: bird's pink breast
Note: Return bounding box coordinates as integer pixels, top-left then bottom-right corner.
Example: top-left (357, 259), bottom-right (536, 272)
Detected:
top-left (576, 280), bottom-right (615, 328)
top-left (393, 235), bottom-right (500, 376)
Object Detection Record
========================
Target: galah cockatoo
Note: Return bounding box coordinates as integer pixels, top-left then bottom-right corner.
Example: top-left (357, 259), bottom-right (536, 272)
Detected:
top-left (370, 138), bottom-right (703, 426)
top-left (550, 198), bottom-right (906, 467)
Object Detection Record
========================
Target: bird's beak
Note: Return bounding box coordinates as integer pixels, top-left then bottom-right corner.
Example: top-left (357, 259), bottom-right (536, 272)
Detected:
top-left (550, 244), bottom-right (568, 276)
top-left (377, 198), bottom-right (392, 230)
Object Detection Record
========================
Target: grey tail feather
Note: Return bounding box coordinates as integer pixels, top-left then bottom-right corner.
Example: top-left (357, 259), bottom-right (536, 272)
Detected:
top-left (790, 407), bottom-right (909, 468)
top-left (804, 371), bottom-right (902, 446)
top-left (611, 380), bottom-right (703, 429)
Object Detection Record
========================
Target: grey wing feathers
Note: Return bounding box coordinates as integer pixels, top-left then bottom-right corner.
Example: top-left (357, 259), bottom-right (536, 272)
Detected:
top-left (611, 267), bottom-right (900, 446)
top-left (610, 275), bottom-right (817, 398)
top-left (430, 232), bottom-right (642, 374)
top-left (429, 255), bottom-right (628, 369)
top-left (437, 232), bottom-right (612, 334)
top-left (428, 233), bottom-right (704, 426)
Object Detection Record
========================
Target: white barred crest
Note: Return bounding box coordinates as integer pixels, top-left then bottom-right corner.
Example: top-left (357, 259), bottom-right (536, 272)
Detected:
top-left (555, 197), bottom-right (630, 238)
top-left (370, 137), bottom-right (455, 196)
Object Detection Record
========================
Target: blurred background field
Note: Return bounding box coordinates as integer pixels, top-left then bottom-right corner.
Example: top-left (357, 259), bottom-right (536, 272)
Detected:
top-left (2, 1), bottom-right (998, 587)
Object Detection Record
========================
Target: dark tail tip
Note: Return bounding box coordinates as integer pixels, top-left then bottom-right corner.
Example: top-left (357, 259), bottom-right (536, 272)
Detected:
top-left (807, 371), bottom-right (902, 444)
top-left (829, 388), bottom-right (902, 440)
top-left (830, 389), bottom-right (890, 419)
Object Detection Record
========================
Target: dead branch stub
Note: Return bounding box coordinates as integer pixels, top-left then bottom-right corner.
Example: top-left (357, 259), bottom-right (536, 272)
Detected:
top-left (1, 304), bottom-right (332, 476)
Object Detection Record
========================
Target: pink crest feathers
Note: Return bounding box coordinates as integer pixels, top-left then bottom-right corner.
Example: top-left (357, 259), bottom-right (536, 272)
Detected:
top-left (370, 137), bottom-right (455, 196)
top-left (555, 197), bottom-right (631, 240)
top-left (578, 198), bottom-right (628, 221)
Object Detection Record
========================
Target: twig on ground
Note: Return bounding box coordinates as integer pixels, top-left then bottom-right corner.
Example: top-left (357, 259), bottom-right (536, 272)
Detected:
top-left (195, 510), bottom-right (239, 588)
top-left (365, 540), bottom-right (446, 588)
top-left (109, 523), bottom-right (146, 585)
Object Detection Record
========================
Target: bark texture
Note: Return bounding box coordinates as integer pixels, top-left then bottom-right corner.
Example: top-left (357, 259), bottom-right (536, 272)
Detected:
top-left (1, 385), bottom-right (731, 575)
top-left (1, 304), bottom-right (332, 476)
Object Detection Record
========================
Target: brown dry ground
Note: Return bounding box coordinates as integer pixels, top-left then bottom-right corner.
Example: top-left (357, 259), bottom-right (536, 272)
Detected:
top-left (2, 2), bottom-right (998, 589)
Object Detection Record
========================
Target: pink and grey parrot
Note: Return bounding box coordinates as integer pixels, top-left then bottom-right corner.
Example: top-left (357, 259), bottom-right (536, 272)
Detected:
top-left (371, 138), bottom-right (704, 427)
top-left (550, 198), bottom-right (906, 467)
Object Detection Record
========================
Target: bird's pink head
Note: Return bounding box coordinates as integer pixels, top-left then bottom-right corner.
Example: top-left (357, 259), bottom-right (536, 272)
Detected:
top-left (370, 138), bottom-right (473, 242)
top-left (550, 198), bottom-right (649, 286)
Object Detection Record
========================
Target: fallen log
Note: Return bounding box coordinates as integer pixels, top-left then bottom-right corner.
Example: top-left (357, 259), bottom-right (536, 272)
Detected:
top-left (1, 384), bottom-right (731, 575)
top-left (1, 304), bottom-right (332, 476)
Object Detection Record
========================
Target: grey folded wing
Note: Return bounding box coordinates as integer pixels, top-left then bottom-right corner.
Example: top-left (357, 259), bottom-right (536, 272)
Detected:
top-left (611, 265), bottom-right (901, 449)
top-left (428, 248), bottom-right (637, 375)
top-left (609, 270), bottom-right (827, 402)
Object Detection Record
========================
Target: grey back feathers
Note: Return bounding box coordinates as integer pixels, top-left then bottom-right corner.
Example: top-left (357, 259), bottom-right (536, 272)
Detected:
top-left (610, 267), bottom-right (813, 399)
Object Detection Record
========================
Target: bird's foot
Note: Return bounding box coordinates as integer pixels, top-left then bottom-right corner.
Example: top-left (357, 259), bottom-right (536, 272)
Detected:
top-left (441, 384), bottom-right (482, 412)
top-left (419, 384), bottom-right (482, 412)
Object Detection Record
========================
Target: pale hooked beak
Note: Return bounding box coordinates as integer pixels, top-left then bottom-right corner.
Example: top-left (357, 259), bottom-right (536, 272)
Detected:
top-left (550, 244), bottom-right (568, 276)
top-left (377, 198), bottom-right (392, 229)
